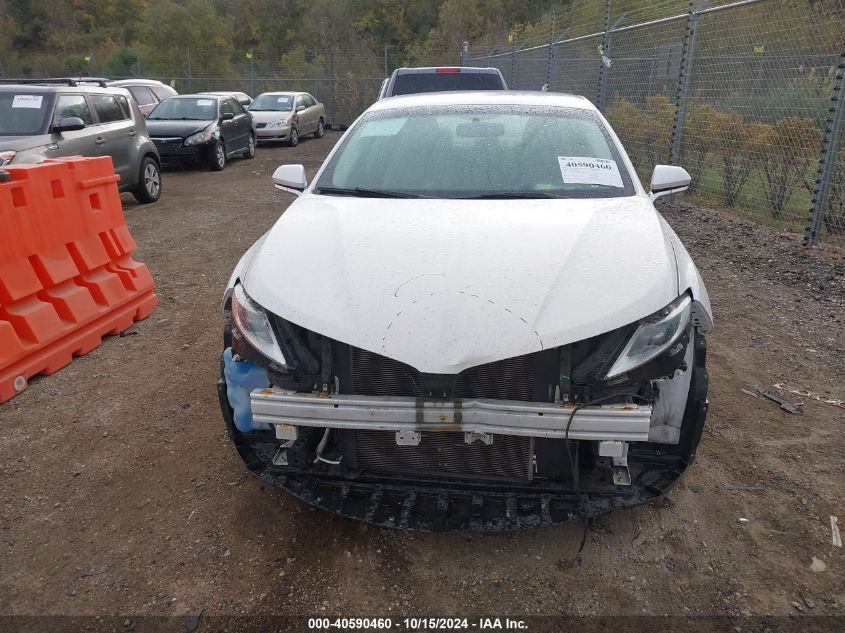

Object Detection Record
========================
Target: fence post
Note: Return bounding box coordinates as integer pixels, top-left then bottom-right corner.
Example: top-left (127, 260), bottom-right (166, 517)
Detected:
top-left (545, 10), bottom-right (555, 90)
top-left (511, 34), bottom-right (517, 87)
top-left (186, 47), bottom-right (193, 92)
top-left (461, 41), bottom-right (469, 67)
top-left (384, 45), bottom-right (389, 75)
top-left (670, 3), bottom-right (702, 166)
top-left (805, 50), bottom-right (845, 247)
top-left (596, 1), bottom-right (626, 112)
top-left (596, 0), bottom-right (612, 111)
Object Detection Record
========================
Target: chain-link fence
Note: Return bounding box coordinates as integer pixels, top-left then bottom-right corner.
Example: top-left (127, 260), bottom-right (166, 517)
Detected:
top-left (467, 0), bottom-right (845, 247)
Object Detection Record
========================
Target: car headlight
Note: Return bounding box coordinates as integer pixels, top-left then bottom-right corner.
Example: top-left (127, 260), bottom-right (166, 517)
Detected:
top-left (0, 150), bottom-right (15, 166)
top-left (267, 119), bottom-right (289, 128)
top-left (184, 127), bottom-right (220, 146)
top-left (231, 283), bottom-right (288, 369)
top-left (606, 295), bottom-right (692, 380)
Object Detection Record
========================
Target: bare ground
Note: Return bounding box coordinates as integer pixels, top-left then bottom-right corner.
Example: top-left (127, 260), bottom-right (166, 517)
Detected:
top-left (1, 135), bottom-right (843, 627)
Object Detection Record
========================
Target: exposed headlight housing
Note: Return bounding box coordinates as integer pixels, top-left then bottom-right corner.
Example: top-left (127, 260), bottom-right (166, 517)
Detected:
top-left (184, 127), bottom-right (220, 146)
top-left (0, 150), bottom-right (16, 166)
top-left (606, 295), bottom-right (692, 380)
top-left (267, 119), bottom-right (289, 128)
top-left (231, 283), bottom-right (288, 369)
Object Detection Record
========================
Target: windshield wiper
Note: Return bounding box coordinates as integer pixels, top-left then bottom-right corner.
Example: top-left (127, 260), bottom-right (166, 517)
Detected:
top-left (315, 186), bottom-right (425, 199)
top-left (456, 192), bottom-right (569, 199)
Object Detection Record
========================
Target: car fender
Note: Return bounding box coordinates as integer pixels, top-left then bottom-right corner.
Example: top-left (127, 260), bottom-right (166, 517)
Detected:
top-left (221, 231), bottom-right (269, 313)
top-left (657, 215), bottom-right (713, 331)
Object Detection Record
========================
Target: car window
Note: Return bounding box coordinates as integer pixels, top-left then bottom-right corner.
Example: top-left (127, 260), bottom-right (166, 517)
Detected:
top-left (128, 85), bottom-right (156, 106)
top-left (295, 96), bottom-right (306, 110)
top-left (0, 92), bottom-right (56, 135)
top-left (303, 95), bottom-right (316, 108)
top-left (220, 98), bottom-right (237, 116)
top-left (249, 94), bottom-right (294, 112)
top-left (149, 85), bottom-right (173, 101)
top-left (115, 95), bottom-right (132, 119)
top-left (231, 99), bottom-right (246, 115)
top-left (391, 72), bottom-right (504, 96)
top-left (147, 97), bottom-right (218, 120)
top-left (316, 105), bottom-right (636, 199)
top-left (89, 94), bottom-right (127, 123)
top-left (54, 94), bottom-right (94, 126)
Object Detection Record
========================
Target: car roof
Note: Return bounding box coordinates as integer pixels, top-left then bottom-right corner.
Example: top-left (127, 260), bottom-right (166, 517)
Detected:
top-left (201, 91), bottom-right (247, 96)
top-left (172, 94), bottom-right (223, 99)
top-left (369, 90), bottom-right (594, 112)
top-left (392, 66), bottom-right (501, 74)
top-left (109, 79), bottom-right (169, 86)
top-left (255, 91), bottom-right (302, 97)
top-left (0, 82), bottom-right (130, 96)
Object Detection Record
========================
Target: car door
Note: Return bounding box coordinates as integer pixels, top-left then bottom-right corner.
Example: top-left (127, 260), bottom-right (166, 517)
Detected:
top-left (89, 93), bottom-right (134, 187)
top-left (49, 94), bottom-right (98, 159)
top-left (294, 95), bottom-right (309, 133)
top-left (219, 98), bottom-right (246, 152)
top-left (302, 94), bottom-right (319, 133)
top-left (230, 98), bottom-right (253, 141)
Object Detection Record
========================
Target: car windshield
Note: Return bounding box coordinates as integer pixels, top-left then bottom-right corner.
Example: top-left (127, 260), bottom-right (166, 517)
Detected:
top-left (391, 72), bottom-right (504, 96)
top-left (314, 105), bottom-right (636, 199)
top-left (0, 92), bottom-right (55, 136)
top-left (147, 97), bottom-right (218, 120)
top-left (250, 94), bottom-right (294, 112)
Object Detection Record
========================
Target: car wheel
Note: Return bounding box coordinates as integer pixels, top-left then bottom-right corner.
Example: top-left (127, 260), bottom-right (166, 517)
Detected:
top-left (132, 156), bottom-right (161, 204)
top-left (210, 141), bottom-right (226, 171)
top-left (314, 118), bottom-right (325, 138)
top-left (288, 126), bottom-right (299, 147)
top-left (243, 132), bottom-right (256, 159)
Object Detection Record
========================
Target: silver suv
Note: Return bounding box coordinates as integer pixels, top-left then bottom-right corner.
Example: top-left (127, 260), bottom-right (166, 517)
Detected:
top-left (0, 79), bottom-right (162, 203)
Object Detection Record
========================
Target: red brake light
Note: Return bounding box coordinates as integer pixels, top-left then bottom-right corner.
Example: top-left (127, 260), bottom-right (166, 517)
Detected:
top-left (435, 68), bottom-right (462, 73)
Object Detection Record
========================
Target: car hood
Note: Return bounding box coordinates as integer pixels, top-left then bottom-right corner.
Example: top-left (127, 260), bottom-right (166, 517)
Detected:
top-left (242, 195), bottom-right (680, 374)
top-left (249, 110), bottom-right (293, 124)
top-left (144, 119), bottom-right (214, 138)
top-left (0, 135), bottom-right (51, 153)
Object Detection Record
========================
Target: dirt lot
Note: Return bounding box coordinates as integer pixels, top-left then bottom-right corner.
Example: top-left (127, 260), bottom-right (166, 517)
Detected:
top-left (1, 134), bottom-right (844, 628)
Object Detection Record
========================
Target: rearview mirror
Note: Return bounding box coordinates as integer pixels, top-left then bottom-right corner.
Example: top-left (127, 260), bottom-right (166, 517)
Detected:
top-left (296, 105), bottom-right (306, 112)
top-left (220, 112), bottom-right (235, 121)
top-left (272, 164), bottom-right (307, 196)
top-left (649, 165), bottom-right (691, 202)
top-left (53, 117), bottom-right (85, 133)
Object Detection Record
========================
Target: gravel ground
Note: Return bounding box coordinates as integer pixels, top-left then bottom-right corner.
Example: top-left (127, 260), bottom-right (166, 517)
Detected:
top-left (1, 134), bottom-right (843, 630)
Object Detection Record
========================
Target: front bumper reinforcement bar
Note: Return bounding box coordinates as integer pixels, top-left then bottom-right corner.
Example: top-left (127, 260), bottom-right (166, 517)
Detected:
top-left (250, 388), bottom-right (652, 442)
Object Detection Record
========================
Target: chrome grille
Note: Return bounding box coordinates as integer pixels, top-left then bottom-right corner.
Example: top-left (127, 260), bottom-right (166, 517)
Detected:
top-left (354, 431), bottom-right (532, 479)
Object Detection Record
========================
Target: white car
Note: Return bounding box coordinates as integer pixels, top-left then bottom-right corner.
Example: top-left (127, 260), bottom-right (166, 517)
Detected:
top-left (248, 91), bottom-right (325, 146)
top-left (218, 91), bottom-right (713, 532)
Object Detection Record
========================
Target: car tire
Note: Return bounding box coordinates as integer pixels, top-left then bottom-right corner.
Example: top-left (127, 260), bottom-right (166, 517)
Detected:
top-left (210, 141), bottom-right (226, 171)
top-left (243, 132), bottom-right (256, 159)
top-left (313, 118), bottom-right (325, 139)
top-left (132, 156), bottom-right (161, 204)
top-left (288, 126), bottom-right (299, 147)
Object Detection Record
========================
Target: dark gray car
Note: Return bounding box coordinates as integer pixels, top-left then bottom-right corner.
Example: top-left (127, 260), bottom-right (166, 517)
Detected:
top-left (0, 80), bottom-right (162, 203)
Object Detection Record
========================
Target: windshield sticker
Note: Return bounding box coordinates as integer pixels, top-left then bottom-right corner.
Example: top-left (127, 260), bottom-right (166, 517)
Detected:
top-left (277, 97), bottom-right (291, 103)
top-left (196, 99), bottom-right (214, 106)
top-left (558, 156), bottom-right (624, 188)
top-left (359, 117), bottom-right (408, 137)
top-left (12, 95), bottom-right (43, 109)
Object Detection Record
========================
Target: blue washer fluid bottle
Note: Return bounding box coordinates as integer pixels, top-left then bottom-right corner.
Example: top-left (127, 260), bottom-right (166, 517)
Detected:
top-left (223, 347), bottom-right (271, 432)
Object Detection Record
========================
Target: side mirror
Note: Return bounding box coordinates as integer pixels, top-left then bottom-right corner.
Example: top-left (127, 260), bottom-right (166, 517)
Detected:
top-left (53, 117), bottom-right (85, 133)
top-left (272, 164), bottom-right (307, 196)
top-left (296, 105), bottom-right (306, 112)
top-left (220, 112), bottom-right (235, 121)
top-left (649, 165), bottom-right (691, 202)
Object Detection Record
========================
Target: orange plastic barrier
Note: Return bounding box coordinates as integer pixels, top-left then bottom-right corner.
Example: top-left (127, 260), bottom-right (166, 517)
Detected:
top-left (0, 156), bottom-right (157, 402)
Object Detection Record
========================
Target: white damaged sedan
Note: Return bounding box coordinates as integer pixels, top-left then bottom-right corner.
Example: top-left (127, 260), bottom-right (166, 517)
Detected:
top-left (218, 91), bottom-right (713, 531)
